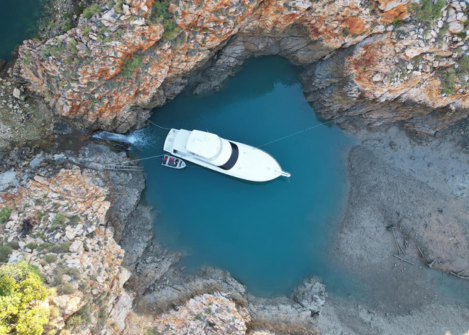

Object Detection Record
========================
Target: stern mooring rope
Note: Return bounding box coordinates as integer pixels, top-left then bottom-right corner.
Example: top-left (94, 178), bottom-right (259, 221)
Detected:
top-left (124, 119), bottom-right (335, 163)
top-left (257, 120), bottom-right (335, 148)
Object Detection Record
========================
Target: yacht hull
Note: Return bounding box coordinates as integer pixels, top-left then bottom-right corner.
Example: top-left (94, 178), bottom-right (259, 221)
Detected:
top-left (164, 129), bottom-right (290, 182)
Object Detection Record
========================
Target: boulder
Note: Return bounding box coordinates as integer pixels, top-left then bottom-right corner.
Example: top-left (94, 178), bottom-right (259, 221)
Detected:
top-left (12, 88), bottom-right (21, 99)
top-left (449, 21), bottom-right (464, 33)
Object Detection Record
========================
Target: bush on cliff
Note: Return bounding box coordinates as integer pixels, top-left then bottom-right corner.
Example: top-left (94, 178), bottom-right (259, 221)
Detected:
top-left (151, 0), bottom-right (169, 23)
top-left (162, 19), bottom-right (180, 41)
top-left (51, 213), bottom-right (67, 230)
top-left (0, 245), bottom-right (12, 263)
top-left (440, 67), bottom-right (456, 95)
top-left (0, 206), bottom-right (13, 224)
top-left (408, 0), bottom-right (446, 23)
top-left (0, 261), bottom-right (50, 335)
top-left (121, 54), bottom-right (143, 77)
top-left (83, 4), bottom-right (102, 19)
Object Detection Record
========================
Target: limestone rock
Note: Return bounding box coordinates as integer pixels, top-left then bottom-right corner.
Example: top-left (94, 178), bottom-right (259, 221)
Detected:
top-left (449, 21), bottom-right (464, 33)
top-left (12, 88), bottom-right (21, 100)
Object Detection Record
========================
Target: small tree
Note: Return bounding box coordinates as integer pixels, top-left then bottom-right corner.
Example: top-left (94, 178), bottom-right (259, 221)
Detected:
top-left (0, 207), bottom-right (13, 224)
top-left (82, 4), bottom-right (102, 19)
top-left (0, 261), bottom-right (50, 334)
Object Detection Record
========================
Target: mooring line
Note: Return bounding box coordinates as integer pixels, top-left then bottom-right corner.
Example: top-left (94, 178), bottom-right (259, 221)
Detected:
top-left (148, 120), bottom-right (172, 130)
top-left (124, 154), bottom-right (166, 164)
top-left (257, 120), bottom-right (335, 148)
top-left (124, 119), bottom-right (335, 164)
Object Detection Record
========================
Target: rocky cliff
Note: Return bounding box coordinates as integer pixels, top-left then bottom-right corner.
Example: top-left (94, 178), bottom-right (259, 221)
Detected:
top-left (16, 0), bottom-right (469, 134)
top-left (0, 143), bottom-right (326, 334)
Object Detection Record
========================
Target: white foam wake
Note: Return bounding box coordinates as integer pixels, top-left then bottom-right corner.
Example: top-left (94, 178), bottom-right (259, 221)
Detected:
top-left (92, 129), bottom-right (152, 148)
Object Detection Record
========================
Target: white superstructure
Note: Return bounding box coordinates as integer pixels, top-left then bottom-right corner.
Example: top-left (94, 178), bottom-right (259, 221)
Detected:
top-left (163, 129), bottom-right (291, 182)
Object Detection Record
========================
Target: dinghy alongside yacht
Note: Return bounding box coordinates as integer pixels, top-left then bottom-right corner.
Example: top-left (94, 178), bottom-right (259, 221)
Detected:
top-left (163, 129), bottom-right (291, 182)
top-left (162, 154), bottom-right (186, 169)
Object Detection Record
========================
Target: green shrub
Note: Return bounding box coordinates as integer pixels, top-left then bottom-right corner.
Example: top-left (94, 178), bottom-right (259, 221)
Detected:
top-left (52, 213), bottom-right (67, 228)
top-left (38, 242), bottom-right (58, 253)
top-left (63, 21), bottom-right (75, 32)
top-left (50, 306), bottom-right (61, 318)
top-left (45, 254), bottom-right (58, 264)
top-left (459, 55), bottom-right (469, 72)
top-left (53, 274), bottom-right (63, 285)
top-left (114, 0), bottom-right (126, 14)
top-left (393, 17), bottom-right (403, 27)
top-left (342, 27), bottom-right (349, 37)
top-left (66, 303), bottom-right (91, 329)
top-left (441, 67), bottom-right (456, 95)
top-left (440, 24), bottom-right (450, 35)
top-left (25, 243), bottom-right (38, 250)
top-left (5, 241), bottom-right (19, 250)
top-left (0, 245), bottom-right (13, 262)
top-left (162, 19), bottom-right (180, 41)
top-left (82, 26), bottom-right (93, 39)
top-left (61, 242), bottom-right (72, 253)
top-left (61, 283), bottom-right (75, 295)
top-left (82, 4), bottom-right (102, 19)
top-left (457, 31), bottom-right (467, 39)
top-left (121, 54), bottom-right (143, 77)
top-left (67, 267), bottom-right (81, 280)
top-left (23, 50), bottom-right (33, 66)
top-left (0, 207), bottom-right (13, 224)
top-left (69, 215), bottom-right (80, 223)
top-left (0, 261), bottom-right (49, 334)
top-left (408, 0), bottom-right (446, 23)
top-left (151, 0), bottom-right (169, 22)
top-left (75, 5), bottom-right (86, 14)
top-left (98, 308), bottom-right (108, 326)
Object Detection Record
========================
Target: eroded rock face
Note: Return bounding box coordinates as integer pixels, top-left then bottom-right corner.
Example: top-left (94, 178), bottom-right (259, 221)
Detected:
top-left (0, 157), bottom-right (250, 334)
top-left (0, 143), bottom-right (326, 334)
top-left (17, 0), bottom-right (469, 133)
top-left (0, 167), bottom-right (129, 334)
top-left (17, 0), bottom-right (259, 132)
top-left (125, 293), bottom-right (251, 334)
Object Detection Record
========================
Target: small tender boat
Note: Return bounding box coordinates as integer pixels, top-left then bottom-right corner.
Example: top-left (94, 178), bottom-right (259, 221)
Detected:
top-left (163, 129), bottom-right (290, 182)
top-left (162, 154), bottom-right (186, 169)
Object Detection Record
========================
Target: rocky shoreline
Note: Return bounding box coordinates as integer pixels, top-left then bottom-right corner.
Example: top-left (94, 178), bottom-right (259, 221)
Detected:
top-left (1, 0), bottom-right (469, 333)
top-left (0, 138), bottom-right (327, 334)
top-left (1, 113), bottom-right (468, 334)
top-left (318, 121), bottom-right (469, 334)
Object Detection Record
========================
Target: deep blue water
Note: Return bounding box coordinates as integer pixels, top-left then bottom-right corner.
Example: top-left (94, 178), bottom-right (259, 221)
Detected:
top-left (130, 57), bottom-right (357, 296)
top-left (0, 0), bottom-right (43, 62)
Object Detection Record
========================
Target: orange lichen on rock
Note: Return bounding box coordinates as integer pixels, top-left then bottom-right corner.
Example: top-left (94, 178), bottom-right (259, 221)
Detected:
top-left (244, 0), bottom-right (312, 33)
top-left (347, 17), bottom-right (367, 35)
top-left (379, 0), bottom-right (411, 23)
top-left (298, 0), bottom-right (377, 48)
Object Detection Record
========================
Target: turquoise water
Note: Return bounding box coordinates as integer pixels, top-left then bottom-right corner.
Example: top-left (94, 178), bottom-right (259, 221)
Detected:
top-left (130, 57), bottom-right (356, 296)
top-left (0, 0), bottom-right (43, 62)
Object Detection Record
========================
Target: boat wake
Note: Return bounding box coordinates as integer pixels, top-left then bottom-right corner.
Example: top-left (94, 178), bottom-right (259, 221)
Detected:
top-left (92, 129), bottom-right (152, 148)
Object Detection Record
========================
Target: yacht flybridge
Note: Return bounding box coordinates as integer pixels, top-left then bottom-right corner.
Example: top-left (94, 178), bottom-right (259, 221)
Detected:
top-left (163, 129), bottom-right (291, 182)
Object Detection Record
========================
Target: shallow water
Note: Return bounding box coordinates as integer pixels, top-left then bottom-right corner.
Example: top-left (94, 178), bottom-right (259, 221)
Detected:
top-left (0, 0), bottom-right (43, 62)
top-left (129, 57), bottom-right (360, 296)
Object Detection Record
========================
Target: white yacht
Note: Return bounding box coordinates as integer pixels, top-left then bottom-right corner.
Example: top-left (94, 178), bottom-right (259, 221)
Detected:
top-left (163, 129), bottom-right (291, 182)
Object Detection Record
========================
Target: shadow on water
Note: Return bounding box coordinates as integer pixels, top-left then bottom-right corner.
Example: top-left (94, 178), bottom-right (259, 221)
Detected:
top-left (129, 56), bottom-right (363, 297)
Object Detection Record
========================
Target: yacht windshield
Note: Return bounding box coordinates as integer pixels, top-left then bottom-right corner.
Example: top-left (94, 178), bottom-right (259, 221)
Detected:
top-left (219, 142), bottom-right (239, 170)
